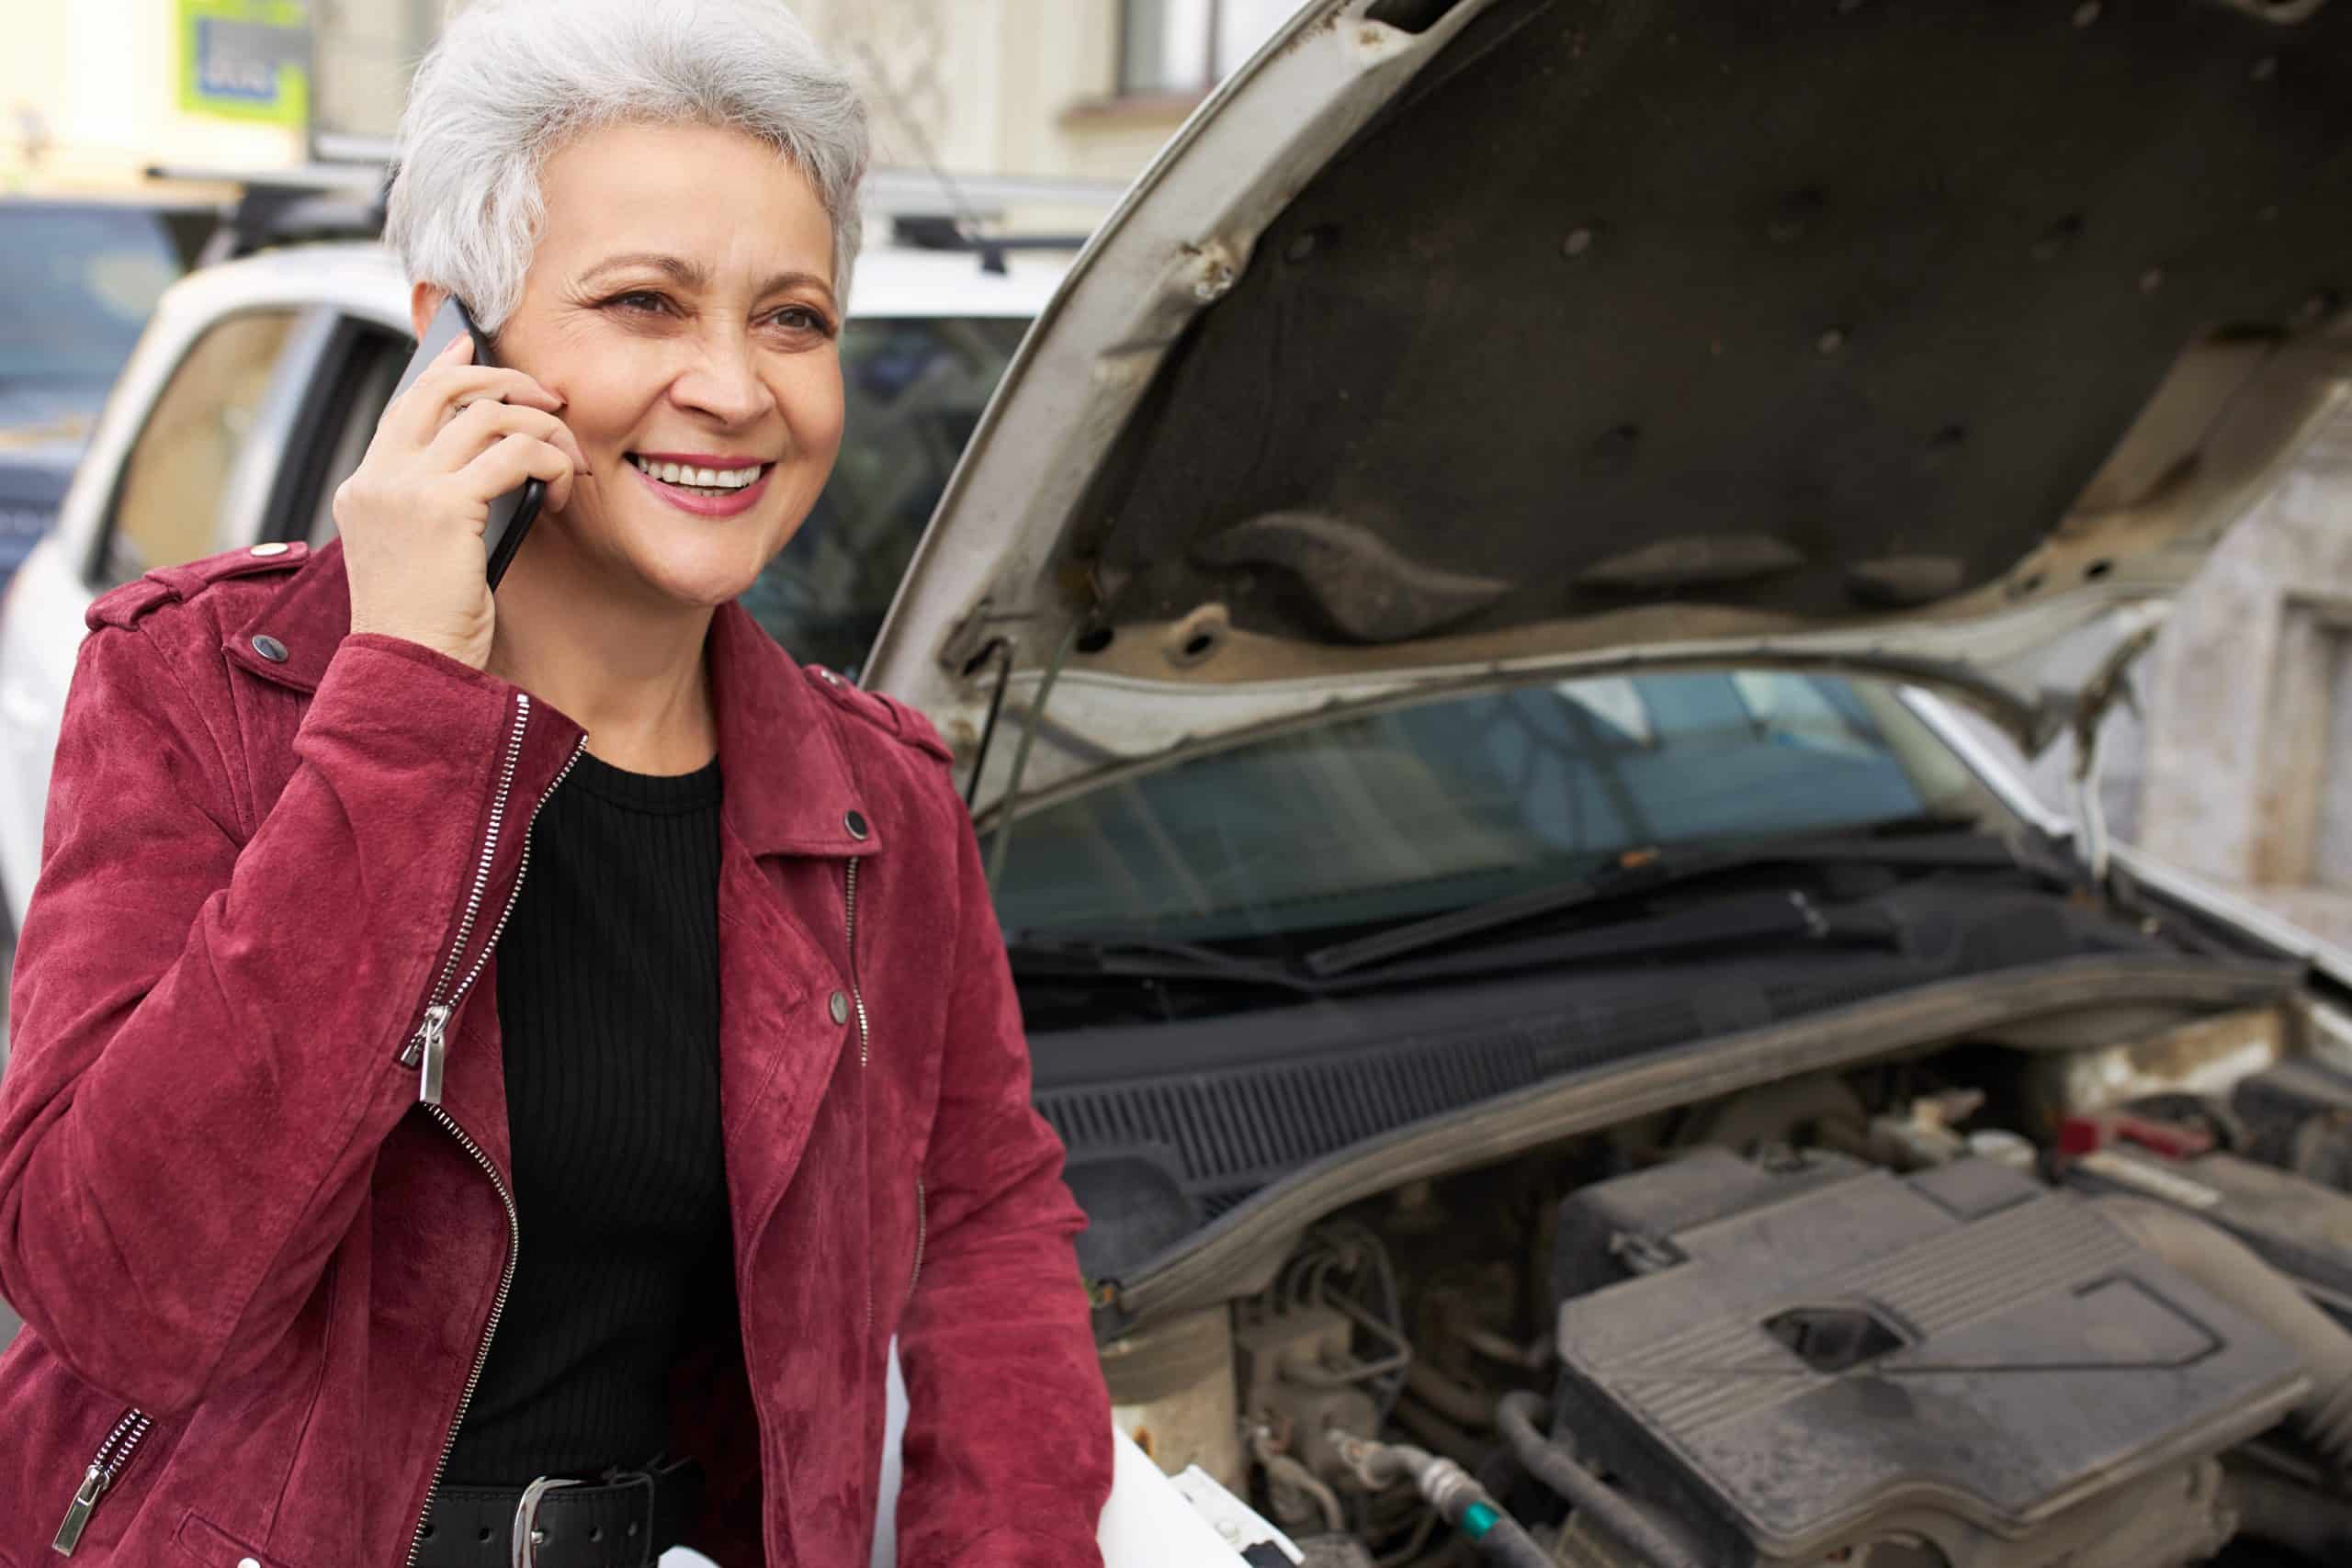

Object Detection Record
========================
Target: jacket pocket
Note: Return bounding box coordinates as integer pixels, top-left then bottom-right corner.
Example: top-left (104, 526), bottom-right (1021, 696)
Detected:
top-left (172, 1509), bottom-right (302, 1568)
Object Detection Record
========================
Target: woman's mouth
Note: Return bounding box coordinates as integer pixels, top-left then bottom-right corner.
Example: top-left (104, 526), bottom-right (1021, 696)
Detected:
top-left (625, 453), bottom-right (776, 517)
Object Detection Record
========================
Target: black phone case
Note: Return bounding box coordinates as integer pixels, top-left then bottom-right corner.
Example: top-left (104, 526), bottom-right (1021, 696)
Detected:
top-left (387, 296), bottom-right (547, 591)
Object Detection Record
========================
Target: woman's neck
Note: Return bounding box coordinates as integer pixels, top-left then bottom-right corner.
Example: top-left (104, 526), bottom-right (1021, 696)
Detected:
top-left (481, 530), bottom-right (719, 776)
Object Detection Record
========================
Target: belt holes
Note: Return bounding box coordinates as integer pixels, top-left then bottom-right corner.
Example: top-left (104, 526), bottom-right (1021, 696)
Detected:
top-left (589, 1527), bottom-right (604, 1541)
top-left (477, 1527), bottom-right (493, 1542)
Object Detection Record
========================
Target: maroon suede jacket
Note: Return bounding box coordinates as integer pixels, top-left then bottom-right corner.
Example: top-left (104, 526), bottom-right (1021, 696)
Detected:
top-left (0, 539), bottom-right (1112, 1567)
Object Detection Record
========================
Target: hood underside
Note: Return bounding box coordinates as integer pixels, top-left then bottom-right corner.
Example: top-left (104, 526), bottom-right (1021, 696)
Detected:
top-left (869, 0), bottom-right (2352, 815)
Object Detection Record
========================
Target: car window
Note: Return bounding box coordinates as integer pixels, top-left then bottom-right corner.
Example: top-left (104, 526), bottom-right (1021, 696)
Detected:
top-left (740, 315), bottom-right (1028, 676)
top-left (990, 671), bottom-right (1982, 942)
top-left (301, 330), bottom-right (412, 547)
top-left (101, 309), bottom-right (305, 587)
top-left (0, 206), bottom-right (197, 405)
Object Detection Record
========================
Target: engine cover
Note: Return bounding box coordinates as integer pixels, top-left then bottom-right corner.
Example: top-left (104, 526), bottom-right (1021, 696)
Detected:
top-left (1550, 1151), bottom-right (2307, 1567)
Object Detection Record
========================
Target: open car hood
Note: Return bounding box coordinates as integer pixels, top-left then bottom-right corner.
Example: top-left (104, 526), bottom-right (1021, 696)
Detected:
top-left (867, 0), bottom-right (2352, 820)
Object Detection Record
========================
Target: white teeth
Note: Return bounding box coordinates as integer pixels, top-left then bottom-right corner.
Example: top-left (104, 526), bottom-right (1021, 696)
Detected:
top-left (629, 455), bottom-right (763, 490)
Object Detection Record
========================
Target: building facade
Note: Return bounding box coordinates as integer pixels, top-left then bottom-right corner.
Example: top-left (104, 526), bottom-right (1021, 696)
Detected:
top-left (5, 0), bottom-right (1289, 203)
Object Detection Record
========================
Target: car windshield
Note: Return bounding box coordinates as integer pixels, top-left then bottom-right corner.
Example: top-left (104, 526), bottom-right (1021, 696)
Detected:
top-left (0, 206), bottom-right (201, 401)
top-left (991, 670), bottom-right (1988, 945)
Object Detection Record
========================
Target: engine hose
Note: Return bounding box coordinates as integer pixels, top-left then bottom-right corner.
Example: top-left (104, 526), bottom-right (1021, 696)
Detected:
top-left (1495, 1393), bottom-right (1707, 1568)
top-left (2093, 1197), bottom-right (2352, 1473)
top-left (1468, 1516), bottom-right (1551, 1568)
top-left (1330, 1436), bottom-right (1548, 1568)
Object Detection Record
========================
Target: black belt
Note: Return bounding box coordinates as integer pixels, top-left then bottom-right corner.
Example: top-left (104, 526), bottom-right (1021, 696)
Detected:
top-left (415, 1455), bottom-right (705, 1568)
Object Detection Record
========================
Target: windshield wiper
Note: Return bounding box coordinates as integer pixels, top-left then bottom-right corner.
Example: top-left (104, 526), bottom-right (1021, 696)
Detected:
top-left (1301, 817), bottom-right (2008, 979)
top-left (1316, 887), bottom-right (1902, 991)
top-left (1004, 932), bottom-right (1321, 992)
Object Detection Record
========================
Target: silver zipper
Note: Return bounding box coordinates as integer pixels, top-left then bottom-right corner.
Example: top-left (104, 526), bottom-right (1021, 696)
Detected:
top-left (844, 857), bottom-right (870, 1070)
top-left (400, 693), bottom-right (536, 1102)
top-left (845, 857), bottom-right (874, 1334)
top-left (908, 1178), bottom-right (927, 1309)
top-left (400, 730), bottom-right (586, 1567)
top-left (51, 1407), bottom-right (153, 1555)
top-left (402, 1109), bottom-right (520, 1568)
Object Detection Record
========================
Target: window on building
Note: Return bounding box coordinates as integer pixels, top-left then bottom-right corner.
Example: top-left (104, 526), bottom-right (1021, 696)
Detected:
top-left (1119, 0), bottom-right (1299, 96)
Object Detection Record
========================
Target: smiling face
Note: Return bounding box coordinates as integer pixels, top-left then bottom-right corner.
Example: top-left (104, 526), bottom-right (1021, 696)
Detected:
top-left (434, 118), bottom-right (846, 611)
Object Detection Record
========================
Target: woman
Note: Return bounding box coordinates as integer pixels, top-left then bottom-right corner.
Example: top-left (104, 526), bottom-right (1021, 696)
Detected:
top-left (0, 2), bottom-right (1112, 1563)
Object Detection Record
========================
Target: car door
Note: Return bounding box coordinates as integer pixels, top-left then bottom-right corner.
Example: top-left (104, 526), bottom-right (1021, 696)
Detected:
top-left (0, 302), bottom-right (345, 941)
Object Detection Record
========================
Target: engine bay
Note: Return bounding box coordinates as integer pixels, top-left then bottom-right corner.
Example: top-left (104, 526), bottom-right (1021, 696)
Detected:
top-left (1097, 1000), bottom-right (2352, 1567)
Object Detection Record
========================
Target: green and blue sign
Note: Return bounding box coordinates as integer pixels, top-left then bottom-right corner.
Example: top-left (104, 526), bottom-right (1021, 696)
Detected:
top-left (180, 0), bottom-right (311, 126)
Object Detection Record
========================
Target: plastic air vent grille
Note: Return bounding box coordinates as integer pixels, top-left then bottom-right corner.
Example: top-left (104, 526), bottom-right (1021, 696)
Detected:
top-left (1037, 1029), bottom-right (1545, 1206)
top-left (1032, 957), bottom-right (1959, 1213)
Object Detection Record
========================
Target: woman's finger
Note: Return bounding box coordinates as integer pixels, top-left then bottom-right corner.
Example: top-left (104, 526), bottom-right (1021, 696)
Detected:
top-left (390, 364), bottom-right (565, 443)
top-left (458, 432), bottom-right (579, 515)
top-left (426, 400), bottom-right (591, 476)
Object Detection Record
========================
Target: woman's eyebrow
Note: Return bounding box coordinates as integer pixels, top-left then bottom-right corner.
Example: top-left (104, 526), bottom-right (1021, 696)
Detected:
top-left (582, 252), bottom-right (707, 288)
top-left (757, 270), bottom-right (839, 310)
top-left (580, 253), bottom-right (836, 309)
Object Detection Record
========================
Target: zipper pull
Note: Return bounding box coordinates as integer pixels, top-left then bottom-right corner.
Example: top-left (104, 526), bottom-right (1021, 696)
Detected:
top-left (413, 1004), bottom-right (452, 1106)
top-left (52, 1463), bottom-right (107, 1555)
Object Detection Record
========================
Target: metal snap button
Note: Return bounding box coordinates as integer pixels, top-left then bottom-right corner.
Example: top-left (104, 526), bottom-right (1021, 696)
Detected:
top-left (238, 1558), bottom-right (261, 1568)
top-left (251, 635), bottom-right (288, 663)
top-left (844, 808), bottom-right (869, 840)
top-left (249, 541), bottom-right (290, 557)
top-left (829, 990), bottom-right (850, 1025)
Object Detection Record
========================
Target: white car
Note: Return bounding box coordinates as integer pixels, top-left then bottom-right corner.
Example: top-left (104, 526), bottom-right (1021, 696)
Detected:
top-left (863, 2), bottom-right (2352, 1565)
top-left (0, 236), bottom-right (1068, 937)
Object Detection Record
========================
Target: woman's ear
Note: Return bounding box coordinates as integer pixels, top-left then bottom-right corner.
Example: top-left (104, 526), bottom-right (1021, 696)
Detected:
top-left (409, 281), bottom-right (449, 343)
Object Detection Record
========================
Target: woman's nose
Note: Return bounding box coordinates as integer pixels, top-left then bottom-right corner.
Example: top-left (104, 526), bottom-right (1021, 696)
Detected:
top-left (670, 332), bottom-right (774, 425)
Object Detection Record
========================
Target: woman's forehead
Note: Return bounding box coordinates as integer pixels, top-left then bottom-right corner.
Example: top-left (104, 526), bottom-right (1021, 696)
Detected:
top-left (536, 120), bottom-right (834, 287)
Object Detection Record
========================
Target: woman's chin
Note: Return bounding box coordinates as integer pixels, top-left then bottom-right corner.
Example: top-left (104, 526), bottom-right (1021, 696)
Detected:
top-left (638, 554), bottom-right (769, 609)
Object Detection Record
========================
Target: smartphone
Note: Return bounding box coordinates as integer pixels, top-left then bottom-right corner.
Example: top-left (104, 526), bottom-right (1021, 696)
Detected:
top-left (387, 294), bottom-right (546, 590)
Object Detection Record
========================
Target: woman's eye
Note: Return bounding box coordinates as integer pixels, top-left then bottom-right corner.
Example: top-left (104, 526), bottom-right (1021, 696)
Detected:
top-left (771, 306), bottom-right (835, 336)
top-left (610, 290), bottom-right (670, 314)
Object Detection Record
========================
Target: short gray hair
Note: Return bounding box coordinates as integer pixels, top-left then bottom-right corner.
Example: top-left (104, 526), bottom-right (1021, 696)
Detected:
top-left (385, 0), bottom-right (869, 331)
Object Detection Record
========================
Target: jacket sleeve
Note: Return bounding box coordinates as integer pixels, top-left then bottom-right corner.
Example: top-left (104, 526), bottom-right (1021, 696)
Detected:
top-left (0, 626), bottom-right (526, 1417)
top-left (891, 796), bottom-right (1113, 1568)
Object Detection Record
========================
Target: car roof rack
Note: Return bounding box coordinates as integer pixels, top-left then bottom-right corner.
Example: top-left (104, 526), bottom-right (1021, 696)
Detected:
top-left (311, 134), bottom-right (1131, 225)
top-left (177, 139), bottom-right (1127, 271)
top-left (143, 162), bottom-right (389, 264)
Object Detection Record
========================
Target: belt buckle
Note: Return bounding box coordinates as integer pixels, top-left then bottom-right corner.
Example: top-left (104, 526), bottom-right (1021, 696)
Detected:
top-left (511, 1475), bottom-right (580, 1568)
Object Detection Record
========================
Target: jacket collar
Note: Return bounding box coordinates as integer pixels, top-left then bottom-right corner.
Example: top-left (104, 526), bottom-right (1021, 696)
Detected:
top-left (226, 539), bottom-right (881, 862)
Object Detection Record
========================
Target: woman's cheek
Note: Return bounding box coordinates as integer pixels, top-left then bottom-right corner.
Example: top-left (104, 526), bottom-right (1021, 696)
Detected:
top-left (780, 353), bottom-right (846, 450)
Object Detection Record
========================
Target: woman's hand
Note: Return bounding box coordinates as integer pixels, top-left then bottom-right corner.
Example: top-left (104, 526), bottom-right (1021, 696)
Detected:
top-left (334, 334), bottom-right (590, 670)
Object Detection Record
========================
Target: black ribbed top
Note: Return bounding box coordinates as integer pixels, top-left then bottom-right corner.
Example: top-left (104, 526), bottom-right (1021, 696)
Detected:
top-left (443, 748), bottom-right (731, 1485)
